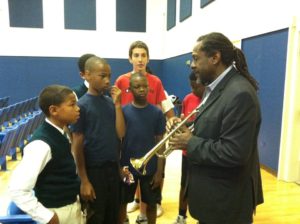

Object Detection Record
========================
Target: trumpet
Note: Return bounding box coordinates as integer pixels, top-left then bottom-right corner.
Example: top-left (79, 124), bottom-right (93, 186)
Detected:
top-left (130, 107), bottom-right (200, 175)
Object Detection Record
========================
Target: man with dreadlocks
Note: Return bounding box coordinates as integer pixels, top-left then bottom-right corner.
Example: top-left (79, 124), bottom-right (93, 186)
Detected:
top-left (167, 32), bottom-right (263, 224)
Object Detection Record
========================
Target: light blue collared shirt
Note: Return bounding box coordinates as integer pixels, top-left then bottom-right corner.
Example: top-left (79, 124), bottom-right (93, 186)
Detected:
top-left (201, 65), bottom-right (233, 105)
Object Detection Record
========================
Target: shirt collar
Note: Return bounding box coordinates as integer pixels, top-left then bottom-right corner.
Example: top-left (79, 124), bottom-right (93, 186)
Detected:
top-left (45, 118), bottom-right (65, 135)
top-left (207, 65), bottom-right (233, 92)
top-left (84, 80), bottom-right (89, 88)
top-left (131, 71), bottom-right (149, 76)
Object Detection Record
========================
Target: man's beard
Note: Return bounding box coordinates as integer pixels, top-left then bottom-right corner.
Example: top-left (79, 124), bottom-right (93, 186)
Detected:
top-left (196, 73), bottom-right (210, 86)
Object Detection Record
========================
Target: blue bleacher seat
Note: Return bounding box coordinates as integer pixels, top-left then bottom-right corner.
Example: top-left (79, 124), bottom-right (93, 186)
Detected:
top-left (0, 126), bottom-right (18, 170)
top-left (0, 106), bottom-right (10, 127)
top-left (0, 96), bottom-right (40, 129)
top-left (0, 201), bottom-right (36, 223)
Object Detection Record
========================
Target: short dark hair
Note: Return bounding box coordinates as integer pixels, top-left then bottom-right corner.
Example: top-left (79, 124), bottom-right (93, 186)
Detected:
top-left (85, 56), bottom-right (108, 72)
top-left (39, 85), bottom-right (73, 117)
top-left (129, 41), bottom-right (149, 58)
top-left (129, 72), bottom-right (147, 87)
top-left (77, 53), bottom-right (95, 72)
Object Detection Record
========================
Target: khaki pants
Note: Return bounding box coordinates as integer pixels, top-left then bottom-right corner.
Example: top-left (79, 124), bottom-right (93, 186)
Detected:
top-left (49, 199), bottom-right (85, 224)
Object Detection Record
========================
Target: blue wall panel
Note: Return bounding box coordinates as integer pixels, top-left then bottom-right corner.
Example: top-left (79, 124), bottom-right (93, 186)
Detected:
top-left (0, 56), bottom-right (162, 105)
top-left (167, 0), bottom-right (176, 30)
top-left (116, 0), bottom-right (146, 32)
top-left (64, 0), bottom-right (96, 30)
top-left (201, 0), bottom-right (215, 8)
top-left (180, 0), bottom-right (192, 22)
top-left (242, 29), bottom-right (288, 172)
top-left (8, 0), bottom-right (43, 28)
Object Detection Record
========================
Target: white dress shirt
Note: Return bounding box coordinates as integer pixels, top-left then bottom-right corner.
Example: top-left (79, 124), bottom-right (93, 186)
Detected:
top-left (9, 119), bottom-right (66, 224)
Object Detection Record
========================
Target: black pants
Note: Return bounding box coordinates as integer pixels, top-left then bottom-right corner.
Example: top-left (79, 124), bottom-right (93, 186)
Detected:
top-left (86, 162), bottom-right (120, 224)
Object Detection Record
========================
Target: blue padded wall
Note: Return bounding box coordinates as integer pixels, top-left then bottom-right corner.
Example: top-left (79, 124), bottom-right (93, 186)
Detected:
top-left (8, 0), bottom-right (43, 28)
top-left (116, 0), bottom-right (146, 32)
top-left (242, 29), bottom-right (288, 172)
top-left (160, 53), bottom-right (193, 100)
top-left (64, 0), bottom-right (96, 30)
top-left (0, 56), bottom-right (79, 104)
top-left (0, 56), bottom-right (162, 104)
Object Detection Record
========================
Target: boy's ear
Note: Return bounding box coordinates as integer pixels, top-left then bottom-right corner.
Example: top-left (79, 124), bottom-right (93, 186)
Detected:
top-left (49, 105), bottom-right (59, 117)
top-left (128, 57), bottom-right (133, 65)
top-left (79, 71), bottom-right (85, 80)
top-left (84, 70), bottom-right (91, 81)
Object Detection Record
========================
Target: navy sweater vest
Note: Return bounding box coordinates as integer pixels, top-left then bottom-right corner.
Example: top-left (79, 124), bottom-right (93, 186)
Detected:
top-left (30, 122), bottom-right (80, 208)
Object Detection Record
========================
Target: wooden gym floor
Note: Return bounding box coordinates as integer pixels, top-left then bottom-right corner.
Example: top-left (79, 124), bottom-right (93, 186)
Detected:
top-left (1, 150), bottom-right (300, 223)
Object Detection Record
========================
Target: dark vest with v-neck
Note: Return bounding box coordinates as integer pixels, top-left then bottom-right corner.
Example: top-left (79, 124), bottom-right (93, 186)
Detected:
top-left (30, 122), bottom-right (80, 207)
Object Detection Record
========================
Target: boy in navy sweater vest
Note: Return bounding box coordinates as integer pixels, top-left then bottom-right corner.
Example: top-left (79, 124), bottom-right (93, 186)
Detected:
top-left (9, 85), bottom-right (81, 224)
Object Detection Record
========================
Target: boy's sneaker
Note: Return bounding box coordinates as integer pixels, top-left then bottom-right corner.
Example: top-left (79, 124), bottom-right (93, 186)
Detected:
top-left (135, 214), bottom-right (148, 224)
top-left (173, 215), bottom-right (187, 224)
top-left (156, 204), bottom-right (164, 217)
top-left (127, 201), bottom-right (139, 213)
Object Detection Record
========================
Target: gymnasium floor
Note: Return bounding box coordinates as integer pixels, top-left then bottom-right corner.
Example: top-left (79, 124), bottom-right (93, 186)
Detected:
top-left (1, 150), bottom-right (300, 223)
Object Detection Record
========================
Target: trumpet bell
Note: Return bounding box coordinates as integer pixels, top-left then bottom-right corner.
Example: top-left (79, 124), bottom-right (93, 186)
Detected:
top-left (130, 157), bottom-right (146, 175)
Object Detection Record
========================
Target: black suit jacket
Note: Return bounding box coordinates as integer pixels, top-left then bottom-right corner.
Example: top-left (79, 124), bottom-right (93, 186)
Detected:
top-left (186, 68), bottom-right (263, 224)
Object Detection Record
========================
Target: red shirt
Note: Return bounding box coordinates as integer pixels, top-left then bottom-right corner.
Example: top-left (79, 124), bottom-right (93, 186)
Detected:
top-left (115, 72), bottom-right (166, 106)
top-left (182, 93), bottom-right (202, 155)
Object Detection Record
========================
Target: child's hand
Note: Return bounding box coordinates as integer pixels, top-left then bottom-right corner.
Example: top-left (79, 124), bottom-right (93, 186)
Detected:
top-left (121, 166), bottom-right (134, 185)
top-left (110, 85), bottom-right (121, 105)
top-left (80, 180), bottom-right (96, 202)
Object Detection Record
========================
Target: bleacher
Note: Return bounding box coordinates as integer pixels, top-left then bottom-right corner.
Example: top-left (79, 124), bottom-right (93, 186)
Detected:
top-left (0, 97), bottom-right (44, 223)
top-left (0, 96), bottom-right (9, 109)
top-left (0, 201), bottom-right (35, 223)
top-left (0, 97), bottom-right (44, 171)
